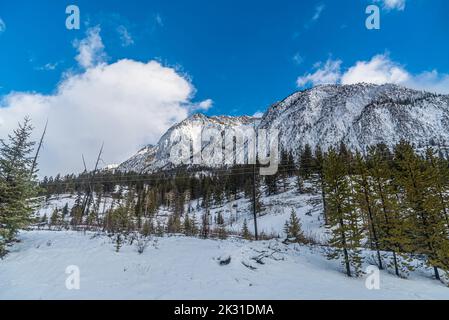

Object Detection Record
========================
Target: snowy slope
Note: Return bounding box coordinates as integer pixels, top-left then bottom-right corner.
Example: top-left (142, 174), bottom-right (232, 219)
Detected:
top-left (259, 83), bottom-right (449, 155)
top-left (1, 230), bottom-right (448, 299)
top-left (117, 114), bottom-right (256, 173)
top-left (33, 177), bottom-right (325, 241)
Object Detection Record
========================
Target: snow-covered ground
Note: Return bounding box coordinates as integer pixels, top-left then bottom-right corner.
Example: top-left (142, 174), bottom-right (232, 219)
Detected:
top-left (0, 230), bottom-right (448, 300)
top-left (34, 178), bottom-right (326, 241)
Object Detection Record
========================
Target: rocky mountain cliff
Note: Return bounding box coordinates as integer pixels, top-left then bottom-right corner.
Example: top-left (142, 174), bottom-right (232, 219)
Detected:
top-left (117, 83), bottom-right (449, 173)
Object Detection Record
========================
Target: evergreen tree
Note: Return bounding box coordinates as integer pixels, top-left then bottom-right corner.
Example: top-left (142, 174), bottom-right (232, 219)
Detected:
top-left (425, 148), bottom-right (449, 226)
top-left (284, 209), bottom-right (305, 243)
top-left (62, 203), bottom-right (69, 220)
top-left (299, 144), bottom-right (314, 179)
top-left (0, 118), bottom-right (38, 255)
top-left (324, 148), bottom-right (363, 277)
top-left (368, 145), bottom-right (413, 277)
top-left (50, 209), bottom-right (61, 227)
top-left (394, 141), bottom-right (447, 280)
top-left (314, 147), bottom-right (328, 224)
top-left (241, 219), bottom-right (252, 240)
top-left (216, 212), bottom-right (227, 239)
top-left (142, 219), bottom-right (153, 237)
top-left (200, 210), bottom-right (210, 239)
top-left (353, 152), bottom-right (383, 269)
top-left (166, 212), bottom-right (181, 234)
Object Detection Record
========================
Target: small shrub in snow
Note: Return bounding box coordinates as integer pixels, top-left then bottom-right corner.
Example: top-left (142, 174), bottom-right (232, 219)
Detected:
top-left (136, 237), bottom-right (150, 254)
top-left (218, 255), bottom-right (231, 265)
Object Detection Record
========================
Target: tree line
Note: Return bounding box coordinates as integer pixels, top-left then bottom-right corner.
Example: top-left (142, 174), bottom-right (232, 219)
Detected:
top-left (314, 142), bottom-right (449, 282)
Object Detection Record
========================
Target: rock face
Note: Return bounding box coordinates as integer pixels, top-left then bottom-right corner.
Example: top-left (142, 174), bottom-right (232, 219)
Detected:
top-left (118, 83), bottom-right (449, 173)
top-left (259, 83), bottom-right (449, 155)
top-left (117, 114), bottom-right (256, 173)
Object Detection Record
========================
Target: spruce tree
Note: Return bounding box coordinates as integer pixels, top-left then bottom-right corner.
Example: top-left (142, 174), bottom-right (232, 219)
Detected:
top-left (0, 118), bottom-right (38, 255)
top-left (284, 209), bottom-right (305, 243)
top-left (394, 141), bottom-right (446, 280)
top-left (299, 144), bottom-right (314, 179)
top-left (368, 145), bottom-right (413, 278)
top-left (314, 147), bottom-right (328, 224)
top-left (324, 148), bottom-right (363, 277)
top-left (216, 212), bottom-right (227, 240)
top-left (353, 152), bottom-right (383, 269)
top-left (241, 219), bottom-right (252, 240)
top-left (50, 209), bottom-right (61, 227)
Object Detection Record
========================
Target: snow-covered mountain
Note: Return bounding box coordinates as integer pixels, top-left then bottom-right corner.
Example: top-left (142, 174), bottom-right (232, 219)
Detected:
top-left (118, 83), bottom-right (449, 173)
top-left (259, 83), bottom-right (449, 155)
top-left (117, 114), bottom-right (256, 173)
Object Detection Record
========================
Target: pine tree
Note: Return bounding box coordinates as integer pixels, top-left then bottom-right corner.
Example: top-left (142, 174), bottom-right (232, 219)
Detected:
top-left (216, 212), bottom-right (227, 239)
top-left (142, 219), bottom-right (153, 237)
top-left (200, 210), bottom-right (210, 239)
top-left (284, 209), bottom-right (305, 243)
top-left (422, 148), bottom-right (449, 277)
top-left (368, 145), bottom-right (413, 278)
top-left (353, 152), bottom-right (383, 269)
top-left (115, 234), bottom-right (123, 252)
top-left (425, 148), bottom-right (449, 226)
top-left (314, 147), bottom-right (328, 224)
top-left (241, 219), bottom-right (252, 240)
top-left (299, 144), bottom-right (314, 179)
top-left (50, 209), bottom-right (61, 227)
top-left (167, 212), bottom-right (181, 234)
top-left (324, 148), bottom-right (363, 277)
top-left (191, 213), bottom-right (199, 236)
top-left (0, 118), bottom-right (38, 255)
top-left (62, 203), bottom-right (69, 220)
top-left (394, 141), bottom-right (447, 280)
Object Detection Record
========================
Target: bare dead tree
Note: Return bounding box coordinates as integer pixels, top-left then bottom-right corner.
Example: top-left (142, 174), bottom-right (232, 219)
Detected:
top-left (81, 143), bottom-right (104, 217)
top-left (30, 119), bottom-right (48, 178)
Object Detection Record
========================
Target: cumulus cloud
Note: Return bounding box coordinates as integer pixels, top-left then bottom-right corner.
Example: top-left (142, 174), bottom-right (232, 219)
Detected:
top-left (296, 59), bottom-right (342, 87)
top-left (0, 28), bottom-right (212, 176)
top-left (0, 18), bottom-right (5, 33)
top-left (297, 54), bottom-right (449, 94)
top-left (196, 99), bottom-right (213, 110)
top-left (341, 54), bottom-right (409, 85)
top-left (375, 0), bottom-right (406, 11)
top-left (73, 26), bottom-right (106, 69)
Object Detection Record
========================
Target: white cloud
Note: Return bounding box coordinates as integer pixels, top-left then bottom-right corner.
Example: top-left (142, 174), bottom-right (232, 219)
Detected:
top-left (341, 54), bottom-right (409, 85)
top-left (296, 59), bottom-right (342, 87)
top-left (406, 70), bottom-right (449, 94)
top-left (0, 29), bottom-right (212, 177)
top-left (297, 54), bottom-right (449, 94)
top-left (35, 62), bottom-right (60, 71)
top-left (0, 18), bottom-right (5, 33)
top-left (312, 4), bottom-right (326, 21)
top-left (117, 25), bottom-right (134, 47)
top-left (73, 26), bottom-right (106, 69)
top-left (293, 53), bottom-right (304, 65)
top-left (375, 0), bottom-right (406, 11)
top-left (197, 99), bottom-right (213, 110)
top-left (253, 111), bottom-right (264, 118)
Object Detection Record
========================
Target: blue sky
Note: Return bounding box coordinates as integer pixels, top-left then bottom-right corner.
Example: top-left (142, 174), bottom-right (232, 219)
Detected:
top-left (0, 0), bottom-right (448, 175)
top-left (1, 0), bottom-right (448, 115)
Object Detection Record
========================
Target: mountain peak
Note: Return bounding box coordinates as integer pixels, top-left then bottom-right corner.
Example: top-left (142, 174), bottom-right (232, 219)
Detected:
top-left (118, 84), bottom-right (449, 173)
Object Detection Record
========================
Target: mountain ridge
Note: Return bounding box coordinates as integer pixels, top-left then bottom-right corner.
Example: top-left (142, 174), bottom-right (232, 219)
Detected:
top-left (117, 83), bottom-right (449, 173)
